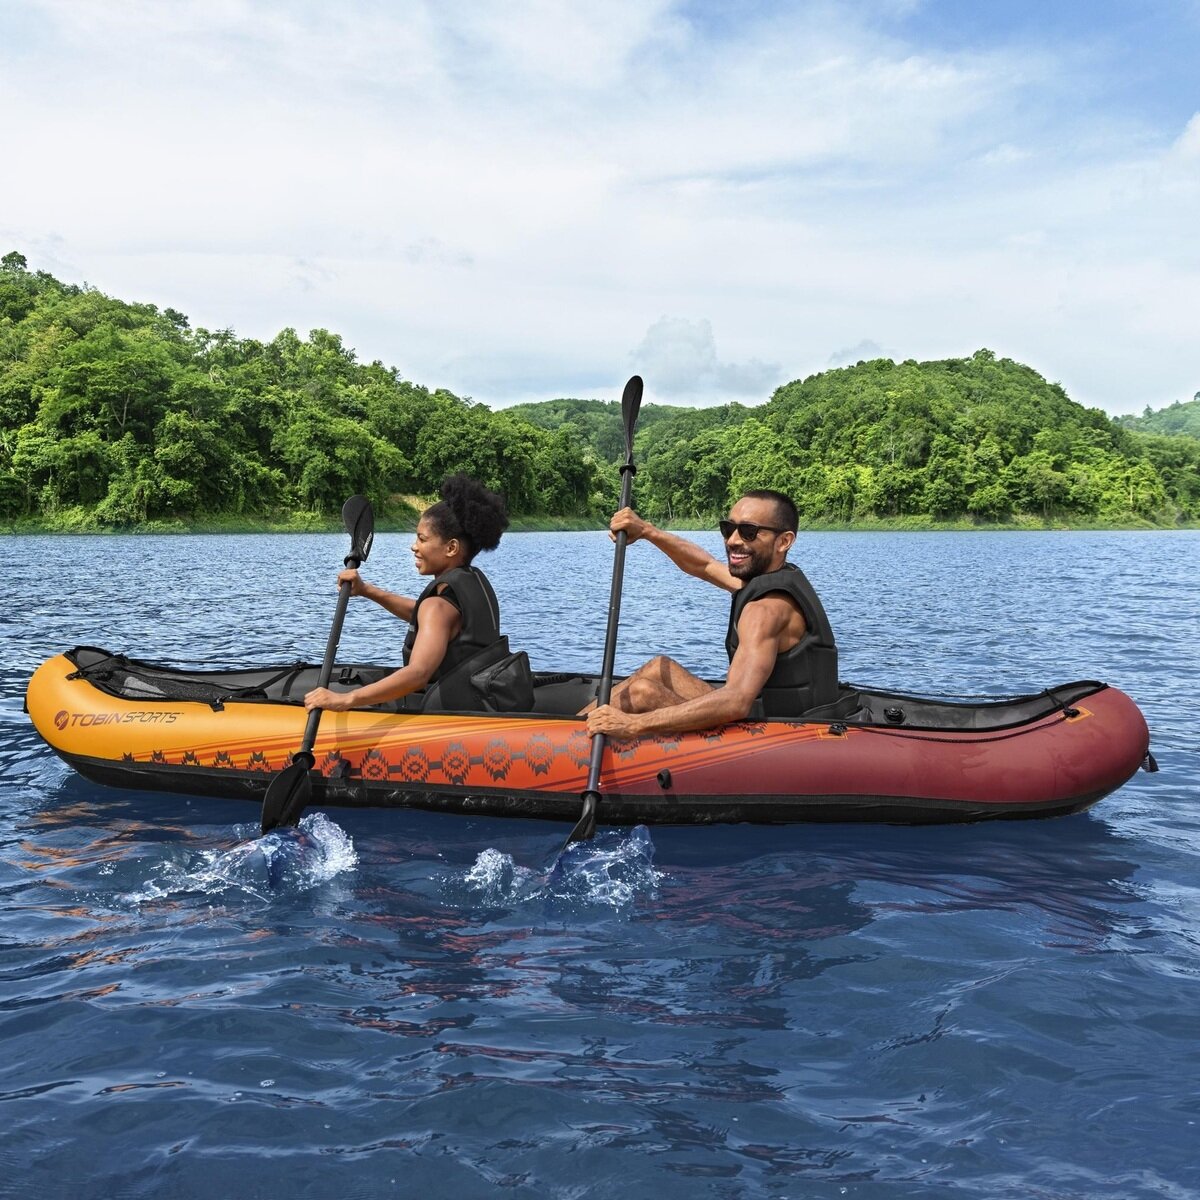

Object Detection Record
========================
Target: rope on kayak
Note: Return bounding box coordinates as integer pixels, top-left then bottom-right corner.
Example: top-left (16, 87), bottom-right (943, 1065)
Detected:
top-left (836, 710), bottom-right (1081, 745)
top-left (842, 681), bottom-right (1062, 703)
top-left (66, 651), bottom-right (128, 680)
top-left (96, 655), bottom-right (316, 670)
top-left (68, 652), bottom-right (315, 710)
top-left (1038, 687), bottom-right (1081, 719)
top-left (201, 663), bottom-right (315, 709)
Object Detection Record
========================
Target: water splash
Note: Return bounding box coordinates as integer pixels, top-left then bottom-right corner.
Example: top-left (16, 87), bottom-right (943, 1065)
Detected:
top-left (464, 845), bottom-right (530, 901)
top-left (123, 812), bottom-right (357, 904)
top-left (551, 826), bottom-right (661, 905)
top-left (456, 825), bottom-right (660, 910)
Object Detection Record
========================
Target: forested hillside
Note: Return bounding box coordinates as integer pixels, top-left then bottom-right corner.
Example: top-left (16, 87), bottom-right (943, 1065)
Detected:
top-left (3, 252), bottom-right (1196, 529)
top-left (750, 353), bottom-right (1199, 523)
top-left (0, 253), bottom-right (607, 529)
top-left (501, 398), bottom-right (694, 462)
top-left (1115, 396), bottom-right (1200, 439)
top-left (515, 355), bottom-right (1200, 525)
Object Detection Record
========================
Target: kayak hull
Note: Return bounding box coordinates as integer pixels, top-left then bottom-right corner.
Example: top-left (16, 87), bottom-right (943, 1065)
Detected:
top-left (26, 649), bottom-right (1152, 826)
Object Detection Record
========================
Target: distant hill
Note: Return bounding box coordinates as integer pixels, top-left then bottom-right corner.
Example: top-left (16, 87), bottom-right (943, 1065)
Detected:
top-left (501, 397), bottom-right (694, 461)
top-left (1115, 396), bottom-right (1200, 439)
top-left (509, 350), bottom-right (1200, 525)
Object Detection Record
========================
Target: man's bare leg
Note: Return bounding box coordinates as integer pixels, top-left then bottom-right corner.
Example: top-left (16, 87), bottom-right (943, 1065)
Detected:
top-left (580, 655), bottom-right (714, 714)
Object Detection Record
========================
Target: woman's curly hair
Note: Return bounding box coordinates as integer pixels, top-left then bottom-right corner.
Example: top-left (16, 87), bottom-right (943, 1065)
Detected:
top-left (423, 474), bottom-right (509, 560)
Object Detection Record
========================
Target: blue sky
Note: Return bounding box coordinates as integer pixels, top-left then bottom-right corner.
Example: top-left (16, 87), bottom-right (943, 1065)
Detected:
top-left (2, 0), bottom-right (1197, 414)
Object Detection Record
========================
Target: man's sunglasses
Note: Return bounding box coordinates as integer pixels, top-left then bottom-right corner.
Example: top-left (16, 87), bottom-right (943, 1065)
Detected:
top-left (718, 520), bottom-right (788, 542)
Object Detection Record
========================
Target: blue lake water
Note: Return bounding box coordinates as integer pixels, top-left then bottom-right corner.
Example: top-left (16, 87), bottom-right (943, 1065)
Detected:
top-left (1, 529), bottom-right (1198, 1199)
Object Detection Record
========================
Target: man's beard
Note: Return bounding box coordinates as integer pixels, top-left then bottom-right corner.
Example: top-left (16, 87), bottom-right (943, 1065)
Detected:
top-left (728, 542), bottom-right (773, 579)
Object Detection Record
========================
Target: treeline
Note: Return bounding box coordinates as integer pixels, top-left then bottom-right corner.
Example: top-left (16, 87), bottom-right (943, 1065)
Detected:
top-left (0, 252), bottom-right (609, 528)
top-left (3, 251), bottom-right (1197, 529)
top-left (516, 359), bottom-right (1200, 525)
top-left (1116, 395), bottom-right (1200, 439)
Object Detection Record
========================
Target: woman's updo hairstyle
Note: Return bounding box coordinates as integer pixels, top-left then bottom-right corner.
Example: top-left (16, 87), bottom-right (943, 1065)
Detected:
top-left (423, 474), bottom-right (509, 562)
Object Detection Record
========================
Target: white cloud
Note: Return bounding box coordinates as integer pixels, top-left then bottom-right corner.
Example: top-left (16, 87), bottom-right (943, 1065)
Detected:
top-left (1172, 112), bottom-right (1200, 158)
top-left (630, 317), bottom-right (781, 401)
top-left (829, 340), bottom-right (890, 368)
top-left (1, 1), bottom-right (1197, 413)
top-left (978, 143), bottom-right (1032, 167)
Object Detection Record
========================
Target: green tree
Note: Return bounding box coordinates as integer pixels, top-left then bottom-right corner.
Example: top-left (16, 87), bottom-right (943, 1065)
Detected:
top-left (4, 257), bottom-right (1195, 530)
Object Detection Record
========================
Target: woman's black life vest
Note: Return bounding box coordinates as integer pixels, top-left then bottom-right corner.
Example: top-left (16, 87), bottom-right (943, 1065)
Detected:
top-left (725, 563), bottom-right (839, 718)
top-left (399, 566), bottom-right (533, 712)
top-left (402, 566), bottom-right (501, 702)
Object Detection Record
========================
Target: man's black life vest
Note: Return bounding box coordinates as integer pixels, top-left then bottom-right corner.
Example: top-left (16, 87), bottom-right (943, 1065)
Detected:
top-left (402, 566), bottom-right (504, 709)
top-left (725, 563), bottom-right (839, 718)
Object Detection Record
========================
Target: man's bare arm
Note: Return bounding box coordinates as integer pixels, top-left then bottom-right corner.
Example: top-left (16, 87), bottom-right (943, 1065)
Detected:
top-left (611, 508), bottom-right (739, 592)
top-left (586, 599), bottom-right (789, 737)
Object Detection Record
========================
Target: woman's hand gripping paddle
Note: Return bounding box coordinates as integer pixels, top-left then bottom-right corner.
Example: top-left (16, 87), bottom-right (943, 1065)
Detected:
top-left (260, 495), bottom-right (375, 834)
top-left (563, 375), bottom-right (643, 849)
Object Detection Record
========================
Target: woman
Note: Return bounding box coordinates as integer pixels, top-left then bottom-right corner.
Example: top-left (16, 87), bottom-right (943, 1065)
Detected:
top-left (304, 474), bottom-right (509, 713)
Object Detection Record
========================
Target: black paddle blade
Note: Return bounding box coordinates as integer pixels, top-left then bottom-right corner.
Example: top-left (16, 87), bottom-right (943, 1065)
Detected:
top-left (260, 756), bottom-right (314, 834)
top-left (563, 792), bottom-right (598, 850)
top-left (620, 376), bottom-right (643, 459)
top-left (342, 495), bottom-right (374, 567)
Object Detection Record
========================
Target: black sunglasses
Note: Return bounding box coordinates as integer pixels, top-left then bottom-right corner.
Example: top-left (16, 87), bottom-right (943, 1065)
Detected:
top-left (719, 519), bottom-right (788, 542)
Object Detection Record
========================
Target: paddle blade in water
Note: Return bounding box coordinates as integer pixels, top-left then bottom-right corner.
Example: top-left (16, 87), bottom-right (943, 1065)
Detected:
top-left (562, 792), bottom-right (598, 852)
top-left (260, 757), bottom-right (314, 834)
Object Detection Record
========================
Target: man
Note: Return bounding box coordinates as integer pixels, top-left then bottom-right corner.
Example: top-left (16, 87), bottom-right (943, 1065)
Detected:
top-left (586, 489), bottom-right (838, 738)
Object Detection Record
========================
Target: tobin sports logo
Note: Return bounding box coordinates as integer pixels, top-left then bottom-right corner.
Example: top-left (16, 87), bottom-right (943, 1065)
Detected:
top-left (54, 709), bottom-right (181, 729)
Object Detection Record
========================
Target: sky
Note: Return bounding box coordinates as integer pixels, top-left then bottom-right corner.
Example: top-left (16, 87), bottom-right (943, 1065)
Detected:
top-left (1, 0), bottom-right (1197, 415)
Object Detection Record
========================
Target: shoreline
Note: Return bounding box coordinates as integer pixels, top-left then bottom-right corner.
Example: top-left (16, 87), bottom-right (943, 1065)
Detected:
top-left (3, 515), bottom-right (1195, 535)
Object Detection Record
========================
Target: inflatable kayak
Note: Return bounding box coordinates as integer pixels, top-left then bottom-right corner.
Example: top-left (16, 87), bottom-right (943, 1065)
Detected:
top-left (25, 646), bottom-right (1154, 825)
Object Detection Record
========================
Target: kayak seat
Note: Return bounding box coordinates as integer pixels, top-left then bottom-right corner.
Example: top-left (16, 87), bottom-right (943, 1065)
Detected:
top-left (419, 637), bottom-right (535, 714)
top-left (796, 686), bottom-right (864, 722)
top-left (529, 674), bottom-right (606, 717)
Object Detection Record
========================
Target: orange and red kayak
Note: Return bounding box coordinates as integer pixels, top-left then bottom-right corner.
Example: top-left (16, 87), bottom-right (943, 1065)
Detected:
top-left (26, 646), bottom-right (1153, 825)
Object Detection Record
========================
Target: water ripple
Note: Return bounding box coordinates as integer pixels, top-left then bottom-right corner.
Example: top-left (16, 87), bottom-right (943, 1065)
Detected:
top-left (2, 530), bottom-right (1198, 1198)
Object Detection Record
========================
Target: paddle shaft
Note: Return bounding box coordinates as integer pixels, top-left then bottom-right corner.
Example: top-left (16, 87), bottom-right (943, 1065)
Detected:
top-left (561, 375), bottom-right (642, 847)
top-left (581, 460), bottom-right (636, 798)
top-left (294, 571), bottom-right (356, 762)
top-left (260, 495), bottom-right (374, 834)
top-left (260, 563), bottom-right (363, 831)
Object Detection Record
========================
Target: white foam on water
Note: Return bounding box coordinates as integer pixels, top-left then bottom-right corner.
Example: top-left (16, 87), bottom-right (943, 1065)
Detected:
top-left (552, 825), bottom-right (661, 906)
top-left (458, 825), bottom-right (661, 910)
top-left (464, 845), bottom-right (530, 899)
top-left (123, 812), bottom-right (357, 905)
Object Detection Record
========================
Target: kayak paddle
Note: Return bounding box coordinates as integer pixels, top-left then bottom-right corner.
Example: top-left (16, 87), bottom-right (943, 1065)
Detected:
top-left (563, 375), bottom-right (643, 847)
top-left (260, 494), bottom-right (375, 834)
